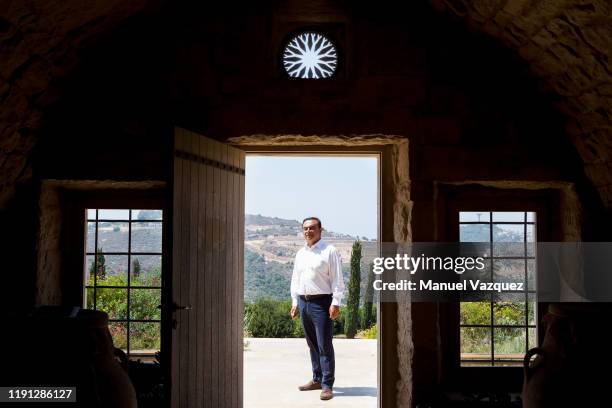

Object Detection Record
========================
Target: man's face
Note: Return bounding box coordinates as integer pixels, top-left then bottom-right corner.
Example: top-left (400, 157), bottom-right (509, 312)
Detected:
top-left (303, 219), bottom-right (322, 246)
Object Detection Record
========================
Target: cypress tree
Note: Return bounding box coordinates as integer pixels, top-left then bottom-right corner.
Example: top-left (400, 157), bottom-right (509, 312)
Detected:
top-left (132, 258), bottom-right (142, 278)
top-left (363, 261), bottom-right (375, 329)
top-left (90, 251), bottom-right (107, 280)
top-left (344, 240), bottom-right (362, 339)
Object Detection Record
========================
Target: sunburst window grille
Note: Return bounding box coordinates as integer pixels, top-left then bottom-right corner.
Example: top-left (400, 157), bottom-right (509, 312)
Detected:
top-left (282, 32), bottom-right (338, 79)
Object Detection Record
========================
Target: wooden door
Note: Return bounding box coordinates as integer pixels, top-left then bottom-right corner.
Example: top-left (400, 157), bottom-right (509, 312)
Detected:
top-left (171, 127), bottom-right (245, 407)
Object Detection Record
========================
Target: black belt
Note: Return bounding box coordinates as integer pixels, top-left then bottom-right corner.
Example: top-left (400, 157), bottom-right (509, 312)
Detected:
top-left (299, 294), bottom-right (332, 301)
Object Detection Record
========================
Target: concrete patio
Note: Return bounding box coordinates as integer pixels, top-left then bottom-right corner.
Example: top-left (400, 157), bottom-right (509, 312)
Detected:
top-left (244, 338), bottom-right (378, 408)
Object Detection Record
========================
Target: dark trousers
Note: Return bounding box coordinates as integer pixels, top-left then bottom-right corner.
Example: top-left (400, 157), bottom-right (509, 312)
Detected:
top-left (298, 294), bottom-right (335, 389)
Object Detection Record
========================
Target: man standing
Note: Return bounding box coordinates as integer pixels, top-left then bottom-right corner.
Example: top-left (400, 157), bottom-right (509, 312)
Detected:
top-left (290, 217), bottom-right (345, 401)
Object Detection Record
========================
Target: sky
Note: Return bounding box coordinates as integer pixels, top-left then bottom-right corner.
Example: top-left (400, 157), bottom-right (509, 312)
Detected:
top-left (245, 155), bottom-right (378, 239)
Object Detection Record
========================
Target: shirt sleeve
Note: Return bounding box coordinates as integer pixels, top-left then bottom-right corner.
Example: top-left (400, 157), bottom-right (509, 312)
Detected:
top-left (329, 247), bottom-right (345, 306)
top-left (290, 254), bottom-right (300, 307)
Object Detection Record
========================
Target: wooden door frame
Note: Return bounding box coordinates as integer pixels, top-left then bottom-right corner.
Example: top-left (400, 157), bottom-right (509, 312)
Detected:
top-left (230, 136), bottom-right (411, 408)
top-left (434, 183), bottom-right (563, 392)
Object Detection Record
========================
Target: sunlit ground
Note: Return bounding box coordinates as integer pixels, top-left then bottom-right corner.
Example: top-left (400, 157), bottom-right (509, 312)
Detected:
top-left (244, 338), bottom-right (377, 408)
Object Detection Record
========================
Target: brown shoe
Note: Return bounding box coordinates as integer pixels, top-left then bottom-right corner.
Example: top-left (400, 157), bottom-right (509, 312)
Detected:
top-left (298, 380), bottom-right (322, 391)
top-left (320, 388), bottom-right (333, 400)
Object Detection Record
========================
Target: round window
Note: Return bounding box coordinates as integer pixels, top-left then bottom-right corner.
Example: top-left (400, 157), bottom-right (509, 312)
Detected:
top-left (282, 32), bottom-right (338, 79)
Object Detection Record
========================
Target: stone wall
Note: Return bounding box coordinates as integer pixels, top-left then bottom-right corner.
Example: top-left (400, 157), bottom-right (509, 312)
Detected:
top-left (0, 2), bottom-right (609, 407)
top-left (431, 0), bottom-right (612, 207)
top-left (0, 1), bottom-right (610, 210)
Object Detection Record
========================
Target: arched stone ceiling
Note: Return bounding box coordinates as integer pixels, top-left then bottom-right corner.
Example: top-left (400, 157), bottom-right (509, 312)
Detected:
top-left (431, 0), bottom-right (612, 205)
top-left (0, 0), bottom-right (610, 207)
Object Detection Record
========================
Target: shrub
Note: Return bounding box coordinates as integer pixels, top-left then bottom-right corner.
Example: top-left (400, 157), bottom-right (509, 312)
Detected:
top-left (292, 315), bottom-right (304, 337)
top-left (356, 324), bottom-right (377, 339)
top-left (359, 304), bottom-right (377, 330)
top-left (244, 299), bottom-right (297, 338)
top-left (333, 308), bottom-right (344, 335)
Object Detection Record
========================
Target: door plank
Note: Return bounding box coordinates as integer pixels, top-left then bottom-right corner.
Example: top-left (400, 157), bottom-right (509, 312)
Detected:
top-left (172, 128), bottom-right (244, 408)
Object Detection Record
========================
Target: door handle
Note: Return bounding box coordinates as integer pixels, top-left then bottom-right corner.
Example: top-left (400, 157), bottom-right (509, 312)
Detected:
top-left (159, 302), bottom-right (192, 312)
top-left (172, 302), bottom-right (192, 311)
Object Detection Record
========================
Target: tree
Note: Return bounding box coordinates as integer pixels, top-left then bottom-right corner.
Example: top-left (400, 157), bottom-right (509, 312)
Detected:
top-left (90, 251), bottom-right (107, 280)
top-left (362, 261), bottom-right (376, 329)
top-left (344, 240), bottom-right (362, 339)
top-left (132, 258), bottom-right (142, 278)
top-left (137, 210), bottom-right (160, 220)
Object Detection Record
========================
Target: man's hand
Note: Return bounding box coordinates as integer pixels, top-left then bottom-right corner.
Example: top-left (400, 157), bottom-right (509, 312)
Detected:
top-left (290, 306), bottom-right (298, 320)
top-left (329, 305), bottom-right (340, 320)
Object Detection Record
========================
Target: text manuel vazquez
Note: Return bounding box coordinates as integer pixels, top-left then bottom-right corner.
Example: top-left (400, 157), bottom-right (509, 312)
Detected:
top-left (371, 254), bottom-right (525, 292)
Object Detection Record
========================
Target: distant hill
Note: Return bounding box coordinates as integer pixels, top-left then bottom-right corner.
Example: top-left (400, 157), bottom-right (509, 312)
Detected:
top-left (244, 214), bottom-right (378, 303)
top-left (245, 214), bottom-right (360, 241)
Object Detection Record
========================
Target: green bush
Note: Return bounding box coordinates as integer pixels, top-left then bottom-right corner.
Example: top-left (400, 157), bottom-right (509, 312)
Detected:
top-left (359, 305), bottom-right (377, 330)
top-left (292, 314), bottom-right (304, 337)
top-left (244, 299), bottom-right (299, 338)
top-left (87, 265), bottom-right (162, 351)
top-left (460, 301), bottom-right (529, 355)
top-left (356, 324), bottom-right (377, 339)
top-left (333, 308), bottom-right (344, 335)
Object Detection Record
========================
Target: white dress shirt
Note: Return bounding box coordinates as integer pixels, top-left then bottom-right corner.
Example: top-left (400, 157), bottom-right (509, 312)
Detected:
top-left (290, 239), bottom-right (346, 307)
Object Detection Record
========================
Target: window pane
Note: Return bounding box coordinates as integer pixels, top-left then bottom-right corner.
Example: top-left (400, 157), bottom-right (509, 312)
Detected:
top-left (528, 327), bottom-right (537, 350)
top-left (132, 210), bottom-right (163, 220)
top-left (492, 212), bottom-right (525, 222)
top-left (526, 224), bottom-right (536, 256)
top-left (527, 259), bottom-right (536, 290)
top-left (493, 223), bottom-right (524, 242)
top-left (460, 224), bottom-right (490, 244)
top-left (493, 327), bottom-right (526, 359)
top-left (86, 222), bottom-right (96, 253)
top-left (131, 222), bottom-right (163, 253)
top-left (460, 257), bottom-right (491, 284)
top-left (97, 222), bottom-right (129, 252)
top-left (493, 224), bottom-right (524, 256)
top-left (95, 288), bottom-right (127, 319)
top-left (87, 209), bottom-right (97, 220)
top-left (526, 212), bottom-right (535, 222)
top-left (85, 255), bottom-right (95, 285)
top-left (131, 255), bottom-right (162, 286)
top-left (493, 301), bottom-right (526, 326)
top-left (459, 212), bottom-right (490, 222)
top-left (99, 209), bottom-right (130, 220)
top-left (86, 288), bottom-right (95, 309)
top-left (460, 302), bottom-right (491, 325)
top-left (109, 322), bottom-right (127, 350)
top-left (130, 322), bottom-right (161, 352)
top-left (94, 255), bottom-right (128, 286)
top-left (492, 291), bottom-right (525, 303)
top-left (461, 327), bottom-right (491, 357)
top-left (527, 301), bottom-right (536, 326)
top-left (130, 289), bottom-right (161, 320)
top-left (492, 259), bottom-right (524, 283)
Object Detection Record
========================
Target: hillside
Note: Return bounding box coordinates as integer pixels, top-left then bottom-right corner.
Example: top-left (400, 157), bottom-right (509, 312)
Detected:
top-left (88, 213), bottom-right (379, 304)
top-left (244, 214), bottom-right (378, 303)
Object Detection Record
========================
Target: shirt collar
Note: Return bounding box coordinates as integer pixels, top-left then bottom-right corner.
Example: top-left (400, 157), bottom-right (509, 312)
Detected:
top-left (305, 239), bottom-right (325, 250)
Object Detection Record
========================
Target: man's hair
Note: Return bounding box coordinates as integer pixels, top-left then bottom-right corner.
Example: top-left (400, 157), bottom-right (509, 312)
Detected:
top-left (302, 217), bottom-right (322, 229)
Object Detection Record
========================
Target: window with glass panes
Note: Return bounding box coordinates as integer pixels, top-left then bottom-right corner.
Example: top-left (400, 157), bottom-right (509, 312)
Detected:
top-left (459, 211), bottom-right (537, 366)
top-left (84, 209), bottom-right (163, 361)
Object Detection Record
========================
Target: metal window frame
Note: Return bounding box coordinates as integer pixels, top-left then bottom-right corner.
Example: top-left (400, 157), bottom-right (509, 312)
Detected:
top-left (84, 208), bottom-right (164, 358)
top-left (458, 211), bottom-right (536, 366)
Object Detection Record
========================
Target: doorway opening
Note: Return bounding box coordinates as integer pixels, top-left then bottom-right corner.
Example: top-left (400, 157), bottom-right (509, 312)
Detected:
top-left (170, 129), bottom-right (411, 407)
top-left (243, 153), bottom-right (380, 407)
